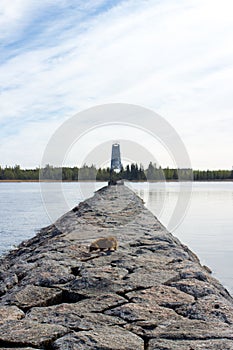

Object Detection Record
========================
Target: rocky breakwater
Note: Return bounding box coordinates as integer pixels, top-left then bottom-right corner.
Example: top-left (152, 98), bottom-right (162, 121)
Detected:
top-left (0, 184), bottom-right (233, 350)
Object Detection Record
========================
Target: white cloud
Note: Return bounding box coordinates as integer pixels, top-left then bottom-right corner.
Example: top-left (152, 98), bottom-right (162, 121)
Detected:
top-left (0, 0), bottom-right (45, 42)
top-left (0, 0), bottom-right (233, 168)
top-left (0, 119), bottom-right (61, 168)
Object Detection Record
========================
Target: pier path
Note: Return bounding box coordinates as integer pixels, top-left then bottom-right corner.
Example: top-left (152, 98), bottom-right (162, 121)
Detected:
top-left (0, 185), bottom-right (233, 349)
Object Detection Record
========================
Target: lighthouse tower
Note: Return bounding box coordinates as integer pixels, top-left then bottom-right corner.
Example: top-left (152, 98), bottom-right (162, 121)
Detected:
top-left (110, 143), bottom-right (122, 173)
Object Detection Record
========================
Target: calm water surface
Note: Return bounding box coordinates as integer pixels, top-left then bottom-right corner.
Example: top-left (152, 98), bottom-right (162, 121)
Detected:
top-left (0, 181), bottom-right (232, 295)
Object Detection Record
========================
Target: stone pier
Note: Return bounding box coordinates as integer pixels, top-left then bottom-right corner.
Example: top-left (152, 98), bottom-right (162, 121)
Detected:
top-left (0, 185), bottom-right (233, 349)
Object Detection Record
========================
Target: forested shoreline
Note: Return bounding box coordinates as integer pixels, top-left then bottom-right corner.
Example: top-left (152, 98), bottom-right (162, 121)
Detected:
top-left (0, 163), bottom-right (232, 181)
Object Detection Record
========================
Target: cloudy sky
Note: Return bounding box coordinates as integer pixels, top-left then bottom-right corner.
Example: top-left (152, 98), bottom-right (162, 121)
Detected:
top-left (0, 0), bottom-right (233, 169)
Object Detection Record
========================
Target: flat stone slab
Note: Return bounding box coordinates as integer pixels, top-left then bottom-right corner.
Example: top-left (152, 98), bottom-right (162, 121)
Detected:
top-left (148, 338), bottom-right (233, 350)
top-left (21, 261), bottom-right (75, 287)
top-left (0, 320), bottom-right (67, 347)
top-left (149, 319), bottom-right (233, 339)
top-left (106, 301), bottom-right (181, 323)
top-left (175, 293), bottom-right (233, 323)
top-left (52, 326), bottom-right (144, 350)
top-left (126, 285), bottom-right (195, 306)
top-left (0, 184), bottom-right (232, 348)
top-left (27, 294), bottom-right (127, 330)
top-left (2, 284), bottom-right (63, 311)
top-left (0, 305), bottom-right (24, 324)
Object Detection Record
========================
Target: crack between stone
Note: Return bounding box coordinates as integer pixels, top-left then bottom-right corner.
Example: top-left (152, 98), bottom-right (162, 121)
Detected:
top-left (95, 300), bottom-right (129, 314)
top-left (159, 335), bottom-right (233, 341)
top-left (0, 341), bottom-right (39, 349)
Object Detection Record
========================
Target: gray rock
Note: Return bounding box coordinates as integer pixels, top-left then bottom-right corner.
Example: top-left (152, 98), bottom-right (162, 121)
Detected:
top-left (105, 301), bottom-right (181, 323)
top-left (0, 320), bottom-right (67, 347)
top-left (171, 278), bottom-right (231, 301)
top-left (29, 308), bottom-right (125, 331)
top-left (148, 338), bottom-right (233, 350)
top-left (21, 261), bottom-right (75, 287)
top-left (149, 319), bottom-right (233, 339)
top-left (126, 285), bottom-right (194, 307)
top-left (52, 326), bottom-right (144, 349)
top-left (176, 294), bottom-right (233, 324)
top-left (27, 294), bottom-right (127, 329)
top-left (0, 305), bottom-right (24, 323)
top-left (2, 284), bottom-right (63, 310)
top-left (0, 271), bottom-right (18, 295)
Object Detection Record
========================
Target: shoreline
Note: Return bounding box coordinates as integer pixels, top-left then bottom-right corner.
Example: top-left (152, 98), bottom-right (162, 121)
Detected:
top-left (0, 179), bottom-right (232, 183)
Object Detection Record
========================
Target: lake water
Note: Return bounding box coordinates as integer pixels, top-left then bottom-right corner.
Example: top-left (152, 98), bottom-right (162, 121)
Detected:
top-left (0, 181), bottom-right (232, 295)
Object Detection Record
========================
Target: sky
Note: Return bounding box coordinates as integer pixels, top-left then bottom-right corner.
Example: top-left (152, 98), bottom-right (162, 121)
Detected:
top-left (0, 0), bottom-right (233, 170)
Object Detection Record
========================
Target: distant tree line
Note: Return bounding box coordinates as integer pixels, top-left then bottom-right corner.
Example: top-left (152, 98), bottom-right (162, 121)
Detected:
top-left (0, 165), bottom-right (39, 180)
top-left (0, 163), bottom-right (232, 181)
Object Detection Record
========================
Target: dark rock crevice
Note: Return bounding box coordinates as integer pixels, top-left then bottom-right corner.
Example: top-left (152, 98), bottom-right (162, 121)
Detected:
top-left (0, 340), bottom-right (40, 349)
